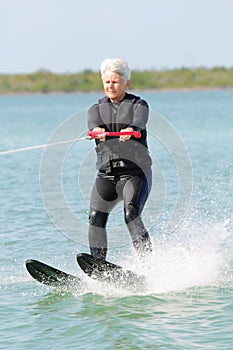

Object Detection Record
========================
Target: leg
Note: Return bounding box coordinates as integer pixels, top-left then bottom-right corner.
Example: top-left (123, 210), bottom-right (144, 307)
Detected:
top-left (88, 209), bottom-right (109, 260)
top-left (88, 175), bottom-right (119, 260)
top-left (123, 171), bottom-right (152, 256)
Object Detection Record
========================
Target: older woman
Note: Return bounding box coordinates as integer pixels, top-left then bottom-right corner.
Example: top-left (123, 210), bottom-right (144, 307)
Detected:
top-left (88, 58), bottom-right (152, 260)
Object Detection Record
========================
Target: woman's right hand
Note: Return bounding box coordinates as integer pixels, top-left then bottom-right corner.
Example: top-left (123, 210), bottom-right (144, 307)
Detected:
top-left (93, 127), bottom-right (106, 141)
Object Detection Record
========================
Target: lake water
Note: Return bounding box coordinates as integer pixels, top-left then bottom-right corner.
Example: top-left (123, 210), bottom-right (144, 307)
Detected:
top-left (1, 90), bottom-right (233, 349)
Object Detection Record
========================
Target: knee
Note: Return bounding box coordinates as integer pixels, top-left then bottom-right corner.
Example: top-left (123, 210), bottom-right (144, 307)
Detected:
top-left (89, 209), bottom-right (108, 228)
top-left (124, 204), bottom-right (139, 224)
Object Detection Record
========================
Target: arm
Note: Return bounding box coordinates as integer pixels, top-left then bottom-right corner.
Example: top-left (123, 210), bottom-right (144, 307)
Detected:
top-left (88, 104), bottom-right (103, 130)
top-left (131, 99), bottom-right (149, 129)
top-left (120, 99), bottom-right (149, 141)
top-left (88, 104), bottom-right (106, 141)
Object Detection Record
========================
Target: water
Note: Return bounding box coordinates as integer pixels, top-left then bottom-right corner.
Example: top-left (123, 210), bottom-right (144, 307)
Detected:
top-left (1, 90), bottom-right (233, 349)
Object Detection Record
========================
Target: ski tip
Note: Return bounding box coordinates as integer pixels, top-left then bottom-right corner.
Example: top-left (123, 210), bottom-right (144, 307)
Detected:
top-left (25, 258), bottom-right (36, 266)
top-left (77, 252), bottom-right (92, 259)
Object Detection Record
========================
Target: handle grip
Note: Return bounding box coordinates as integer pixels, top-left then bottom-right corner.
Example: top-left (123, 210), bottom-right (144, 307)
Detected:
top-left (87, 130), bottom-right (141, 139)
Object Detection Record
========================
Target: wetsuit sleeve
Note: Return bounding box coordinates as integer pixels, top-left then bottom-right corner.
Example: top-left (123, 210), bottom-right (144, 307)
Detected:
top-left (131, 99), bottom-right (149, 130)
top-left (88, 104), bottom-right (102, 130)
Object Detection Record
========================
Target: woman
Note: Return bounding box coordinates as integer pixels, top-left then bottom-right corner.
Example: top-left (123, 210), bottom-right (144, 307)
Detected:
top-left (88, 58), bottom-right (152, 260)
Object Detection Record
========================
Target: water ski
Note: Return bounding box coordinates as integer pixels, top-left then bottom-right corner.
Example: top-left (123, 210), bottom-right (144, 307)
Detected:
top-left (25, 259), bottom-right (80, 288)
top-left (77, 253), bottom-right (145, 290)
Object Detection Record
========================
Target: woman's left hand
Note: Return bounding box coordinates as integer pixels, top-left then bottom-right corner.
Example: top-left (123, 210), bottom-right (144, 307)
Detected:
top-left (119, 127), bottom-right (134, 142)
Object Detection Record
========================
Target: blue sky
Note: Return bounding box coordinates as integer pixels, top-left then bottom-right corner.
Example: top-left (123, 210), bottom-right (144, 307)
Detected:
top-left (1, 0), bottom-right (233, 73)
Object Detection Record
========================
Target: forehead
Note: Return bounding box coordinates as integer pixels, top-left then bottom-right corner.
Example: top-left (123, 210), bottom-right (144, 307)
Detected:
top-left (102, 70), bottom-right (123, 81)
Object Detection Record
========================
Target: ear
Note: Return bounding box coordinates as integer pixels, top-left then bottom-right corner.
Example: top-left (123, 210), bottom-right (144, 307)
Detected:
top-left (125, 80), bottom-right (131, 89)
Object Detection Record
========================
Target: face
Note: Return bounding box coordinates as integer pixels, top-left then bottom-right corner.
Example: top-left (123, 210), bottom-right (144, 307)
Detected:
top-left (102, 71), bottom-right (130, 102)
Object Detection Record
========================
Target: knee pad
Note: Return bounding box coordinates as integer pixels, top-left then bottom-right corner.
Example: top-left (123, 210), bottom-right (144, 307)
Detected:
top-left (124, 204), bottom-right (140, 224)
top-left (89, 209), bottom-right (108, 228)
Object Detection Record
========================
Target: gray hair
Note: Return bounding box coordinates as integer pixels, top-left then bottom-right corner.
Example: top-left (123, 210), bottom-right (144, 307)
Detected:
top-left (100, 58), bottom-right (131, 83)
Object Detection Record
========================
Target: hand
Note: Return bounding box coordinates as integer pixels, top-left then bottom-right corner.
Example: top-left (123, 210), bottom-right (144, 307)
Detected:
top-left (93, 127), bottom-right (106, 141)
top-left (119, 127), bottom-right (134, 142)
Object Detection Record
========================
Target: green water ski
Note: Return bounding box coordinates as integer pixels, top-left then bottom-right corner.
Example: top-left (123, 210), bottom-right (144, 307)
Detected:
top-left (77, 253), bottom-right (145, 290)
top-left (25, 259), bottom-right (80, 287)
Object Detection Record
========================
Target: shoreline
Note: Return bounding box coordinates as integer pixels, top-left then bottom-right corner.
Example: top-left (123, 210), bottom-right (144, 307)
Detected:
top-left (0, 86), bottom-right (232, 96)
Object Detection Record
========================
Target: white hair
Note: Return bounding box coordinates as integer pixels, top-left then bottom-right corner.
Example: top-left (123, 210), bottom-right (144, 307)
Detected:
top-left (100, 58), bottom-right (131, 83)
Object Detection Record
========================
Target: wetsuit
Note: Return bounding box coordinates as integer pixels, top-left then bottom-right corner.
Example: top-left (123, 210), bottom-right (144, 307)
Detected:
top-left (88, 93), bottom-right (152, 260)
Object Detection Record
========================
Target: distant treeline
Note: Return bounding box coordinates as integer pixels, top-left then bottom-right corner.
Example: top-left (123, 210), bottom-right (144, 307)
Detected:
top-left (0, 67), bottom-right (232, 93)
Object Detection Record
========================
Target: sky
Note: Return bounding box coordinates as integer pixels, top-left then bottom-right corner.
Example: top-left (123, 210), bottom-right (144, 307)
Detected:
top-left (1, 0), bottom-right (233, 74)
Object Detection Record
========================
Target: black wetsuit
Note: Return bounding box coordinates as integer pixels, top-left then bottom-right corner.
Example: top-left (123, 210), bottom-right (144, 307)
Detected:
top-left (88, 93), bottom-right (152, 260)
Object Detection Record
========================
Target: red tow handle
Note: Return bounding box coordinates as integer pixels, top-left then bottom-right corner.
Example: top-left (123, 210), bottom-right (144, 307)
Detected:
top-left (87, 130), bottom-right (141, 139)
